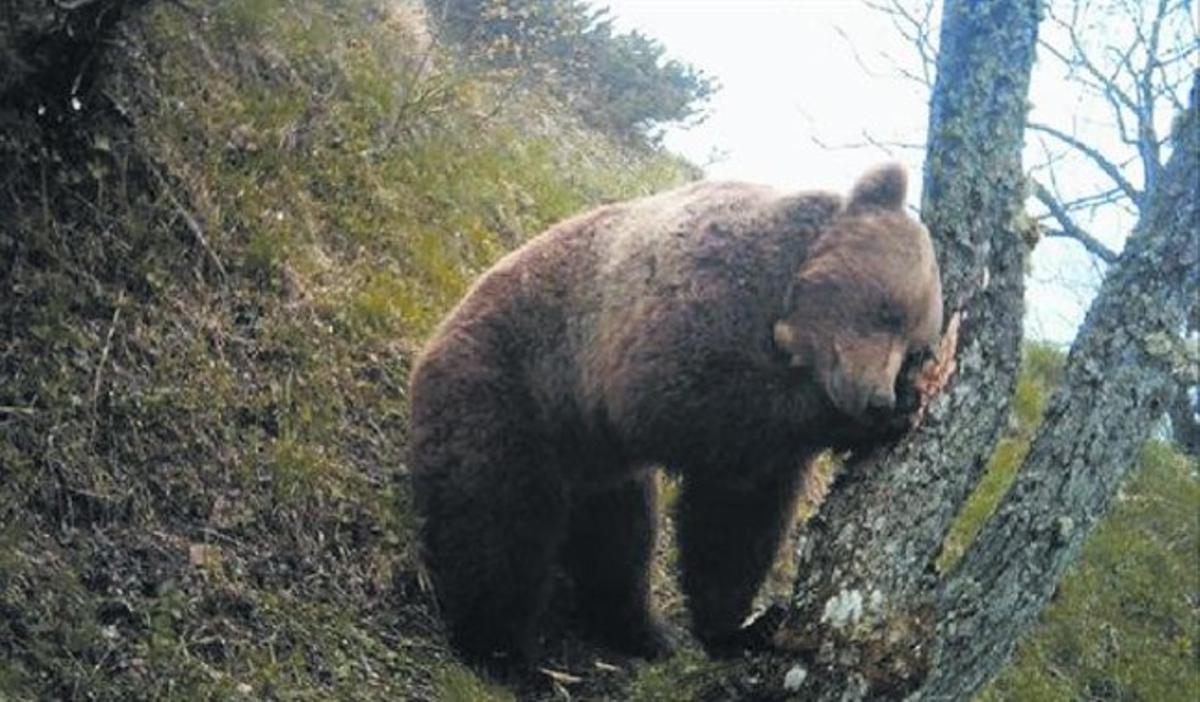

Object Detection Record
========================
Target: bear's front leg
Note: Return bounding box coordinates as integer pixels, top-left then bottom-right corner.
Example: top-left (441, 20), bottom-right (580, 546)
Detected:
top-left (676, 460), bottom-right (807, 657)
top-left (562, 473), bottom-right (673, 659)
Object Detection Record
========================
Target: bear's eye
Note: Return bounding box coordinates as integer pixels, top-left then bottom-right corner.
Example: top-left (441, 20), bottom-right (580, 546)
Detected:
top-left (876, 303), bottom-right (904, 330)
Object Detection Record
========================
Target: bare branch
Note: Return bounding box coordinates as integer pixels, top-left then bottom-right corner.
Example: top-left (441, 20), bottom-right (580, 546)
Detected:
top-left (1033, 180), bottom-right (1119, 263)
top-left (864, 0), bottom-right (938, 86)
top-left (1045, 7), bottom-right (1140, 115)
top-left (1027, 122), bottom-right (1142, 204)
top-left (810, 129), bottom-right (926, 155)
top-left (1130, 0), bottom-right (1171, 192)
top-left (1054, 186), bottom-right (1128, 215)
top-left (1028, 139), bottom-right (1071, 176)
top-left (832, 25), bottom-right (884, 78)
top-left (1037, 38), bottom-right (1138, 146)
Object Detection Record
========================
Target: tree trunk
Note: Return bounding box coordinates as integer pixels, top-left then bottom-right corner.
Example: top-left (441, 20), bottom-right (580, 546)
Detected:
top-left (926, 73), bottom-right (1199, 698)
top-left (1168, 313), bottom-right (1198, 458)
top-left (1168, 388), bottom-right (1199, 457)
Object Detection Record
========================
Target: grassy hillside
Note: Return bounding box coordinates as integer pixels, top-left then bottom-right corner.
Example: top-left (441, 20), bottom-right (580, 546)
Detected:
top-left (0, 2), bottom-right (692, 699)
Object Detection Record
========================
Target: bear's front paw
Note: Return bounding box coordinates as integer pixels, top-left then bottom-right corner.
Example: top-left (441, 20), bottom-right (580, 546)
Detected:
top-left (592, 614), bottom-right (676, 660)
top-left (912, 310), bottom-right (961, 423)
top-left (625, 617), bottom-right (677, 660)
top-left (697, 604), bottom-right (788, 659)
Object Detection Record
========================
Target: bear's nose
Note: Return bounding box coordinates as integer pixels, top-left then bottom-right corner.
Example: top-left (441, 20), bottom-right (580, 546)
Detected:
top-left (866, 387), bottom-right (896, 412)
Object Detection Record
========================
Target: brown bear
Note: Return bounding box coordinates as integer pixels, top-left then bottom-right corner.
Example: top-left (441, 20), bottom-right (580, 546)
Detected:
top-left (408, 164), bottom-right (943, 666)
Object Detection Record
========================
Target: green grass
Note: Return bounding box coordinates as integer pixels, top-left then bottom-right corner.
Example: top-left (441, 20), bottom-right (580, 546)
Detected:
top-left (435, 667), bottom-right (517, 702)
top-left (628, 650), bottom-right (724, 701)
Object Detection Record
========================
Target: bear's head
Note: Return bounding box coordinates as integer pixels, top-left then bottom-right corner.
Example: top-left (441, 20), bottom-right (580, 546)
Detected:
top-left (773, 164), bottom-right (943, 426)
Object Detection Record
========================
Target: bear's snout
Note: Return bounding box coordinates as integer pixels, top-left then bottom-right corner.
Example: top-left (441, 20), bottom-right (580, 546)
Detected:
top-left (866, 385), bottom-right (896, 411)
top-left (822, 334), bottom-right (907, 420)
top-left (824, 370), bottom-right (894, 420)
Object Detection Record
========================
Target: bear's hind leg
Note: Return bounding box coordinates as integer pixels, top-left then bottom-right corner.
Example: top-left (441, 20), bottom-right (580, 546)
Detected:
top-left (676, 463), bottom-right (805, 657)
top-left (413, 397), bottom-right (568, 667)
top-left (562, 473), bottom-right (672, 659)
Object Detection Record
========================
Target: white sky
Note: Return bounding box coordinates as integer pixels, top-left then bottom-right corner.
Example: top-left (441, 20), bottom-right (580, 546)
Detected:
top-left (606, 1), bottom-right (929, 188)
top-left (601, 0), bottom-right (1186, 345)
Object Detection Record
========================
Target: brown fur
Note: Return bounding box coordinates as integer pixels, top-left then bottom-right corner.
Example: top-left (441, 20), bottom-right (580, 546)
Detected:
top-left (408, 164), bottom-right (943, 666)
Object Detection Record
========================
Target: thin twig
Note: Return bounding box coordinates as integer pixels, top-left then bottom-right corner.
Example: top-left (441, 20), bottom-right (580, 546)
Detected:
top-left (148, 164), bottom-right (228, 280)
top-left (1047, 7), bottom-right (1140, 113)
top-left (1032, 180), bottom-right (1119, 264)
top-left (811, 129), bottom-right (925, 155)
top-left (1027, 122), bottom-right (1142, 204)
top-left (90, 292), bottom-right (124, 435)
top-left (833, 24), bottom-right (882, 78)
top-left (1057, 186), bottom-right (1127, 214)
top-left (861, 0), bottom-right (938, 87)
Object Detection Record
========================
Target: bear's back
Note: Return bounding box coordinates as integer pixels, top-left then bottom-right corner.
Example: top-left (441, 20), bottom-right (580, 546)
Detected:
top-left (413, 180), bottom-right (842, 450)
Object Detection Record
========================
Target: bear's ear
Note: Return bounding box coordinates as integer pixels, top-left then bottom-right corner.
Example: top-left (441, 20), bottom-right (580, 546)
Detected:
top-left (848, 163), bottom-right (907, 212)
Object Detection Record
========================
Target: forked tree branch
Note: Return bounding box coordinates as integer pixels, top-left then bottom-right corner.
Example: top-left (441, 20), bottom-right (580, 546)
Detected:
top-left (1032, 179), bottom-right (1119, 263)
top-left (1027, 122), bottom-right (1143, 205)
top-left (928, 71), bottom-right (1199, 697)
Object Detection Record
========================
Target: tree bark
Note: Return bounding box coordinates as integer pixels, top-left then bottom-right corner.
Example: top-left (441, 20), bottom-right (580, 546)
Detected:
top-left (1168, 387), bottom-right (1199, 457)
top-left (926, 73), bottom-right (1199, 698)
top-left (1169, 313), bottom-right (1198, 458)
